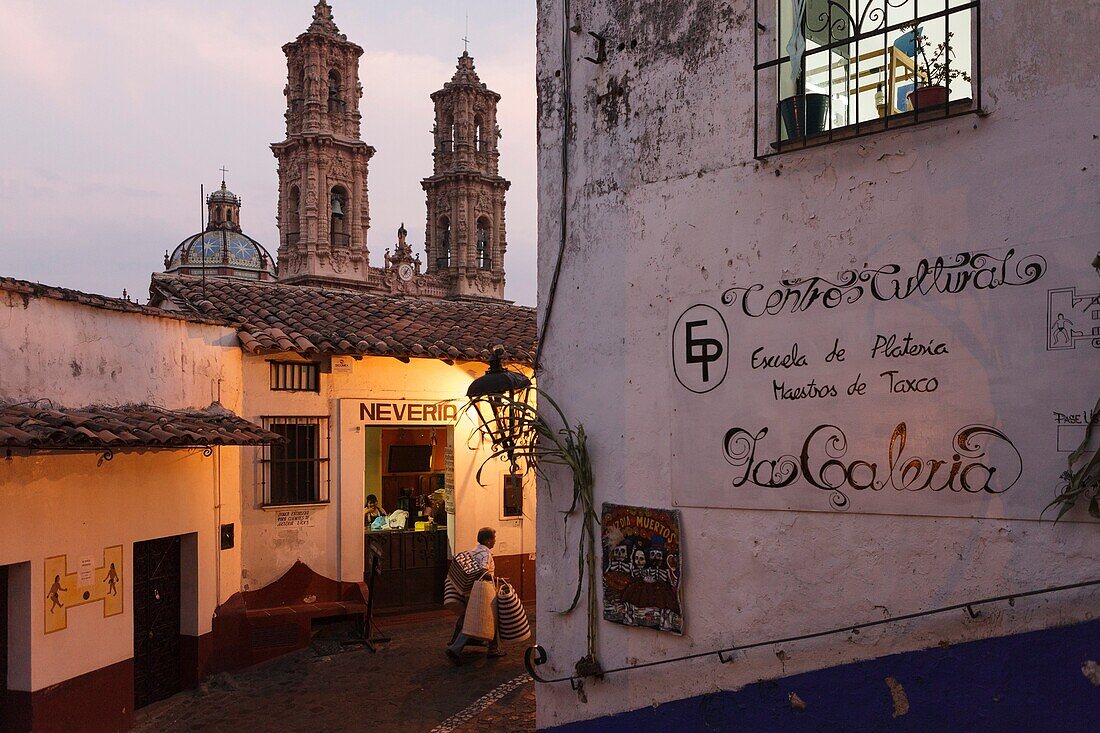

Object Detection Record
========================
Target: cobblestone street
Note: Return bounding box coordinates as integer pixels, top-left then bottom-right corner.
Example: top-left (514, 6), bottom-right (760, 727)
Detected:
top-left (133, 611), bottom-right (535, 733)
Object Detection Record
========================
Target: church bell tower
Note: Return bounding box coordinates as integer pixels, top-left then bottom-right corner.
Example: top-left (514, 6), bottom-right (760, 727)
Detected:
top-left (422, 52), bottom-right (510, 300)
top-left (272, 0), bottom-right (375, 285)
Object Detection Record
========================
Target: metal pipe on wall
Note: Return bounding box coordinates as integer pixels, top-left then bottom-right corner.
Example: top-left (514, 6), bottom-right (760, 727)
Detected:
top-left (533, 0), bottom-right (573, 372)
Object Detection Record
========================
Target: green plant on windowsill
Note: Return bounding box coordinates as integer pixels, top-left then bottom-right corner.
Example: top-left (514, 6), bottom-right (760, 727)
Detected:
top-left (908, 29), bottom-right (972, 110)
top-left (1044, 252), bottom-right (1100, 523)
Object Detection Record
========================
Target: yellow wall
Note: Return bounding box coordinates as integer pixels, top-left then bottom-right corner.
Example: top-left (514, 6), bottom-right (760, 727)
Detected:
top-left (239, 353), bottom-right (536, 588)
top-left (0, 290), bottom-right (245, 693)
top-left (0, 285), bottom-right (534, 697)
top-left (0, 446), bottom-right (241, 692)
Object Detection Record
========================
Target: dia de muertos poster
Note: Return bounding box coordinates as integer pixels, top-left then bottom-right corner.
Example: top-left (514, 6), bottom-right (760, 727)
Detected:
top-left (601, 503), bottom-right (683, 635)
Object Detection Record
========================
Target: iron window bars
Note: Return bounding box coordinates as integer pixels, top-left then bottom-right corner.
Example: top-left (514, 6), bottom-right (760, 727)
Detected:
top-left (754, 0), bottom-right (981, 158)
top-left (259, 416), bottom-right (330, 506)
top-left (269, 361), bottom-right (320, 392)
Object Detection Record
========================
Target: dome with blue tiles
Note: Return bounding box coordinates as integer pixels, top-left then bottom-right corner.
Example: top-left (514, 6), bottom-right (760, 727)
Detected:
top-left (163, 177), bottom-right (277, 281)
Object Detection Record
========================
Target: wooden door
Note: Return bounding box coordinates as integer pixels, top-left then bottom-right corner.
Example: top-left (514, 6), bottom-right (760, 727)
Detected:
top-left (133, 536), bottom-right (182, 709)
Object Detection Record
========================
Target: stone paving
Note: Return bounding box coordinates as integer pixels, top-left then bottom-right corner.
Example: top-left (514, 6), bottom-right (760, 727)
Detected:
top-left (133, 610), bottom-right (535, 733)
top-left (447, 678), bottom-right (535, 733)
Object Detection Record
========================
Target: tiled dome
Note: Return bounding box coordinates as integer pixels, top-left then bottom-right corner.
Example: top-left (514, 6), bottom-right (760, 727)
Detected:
top-left (166, 231), bottom-right (276, 280)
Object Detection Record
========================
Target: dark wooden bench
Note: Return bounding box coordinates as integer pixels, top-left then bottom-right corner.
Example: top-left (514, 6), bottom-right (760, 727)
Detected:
top-left (211, 561), bottom-right (369, 670)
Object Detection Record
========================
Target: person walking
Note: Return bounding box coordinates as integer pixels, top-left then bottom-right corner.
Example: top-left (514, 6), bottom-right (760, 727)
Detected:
top-left (445, 527), bottom-right (505, 664)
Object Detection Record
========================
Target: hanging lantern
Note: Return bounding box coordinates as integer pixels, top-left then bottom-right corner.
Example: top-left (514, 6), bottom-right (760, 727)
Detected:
top-left (466, 350), bottom-right (533, 466)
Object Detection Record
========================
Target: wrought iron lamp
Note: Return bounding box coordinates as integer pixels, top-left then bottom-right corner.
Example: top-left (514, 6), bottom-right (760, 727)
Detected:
top-left (465, 350), bottom-right (604, 690)
top-left (466, 349), bottom-right (532, 467)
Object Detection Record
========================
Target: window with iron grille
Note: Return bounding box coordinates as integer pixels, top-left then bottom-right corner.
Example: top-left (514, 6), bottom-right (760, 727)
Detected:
top-left (754, 0), bottom-right (980, 158)
top-left (260, 417), bottom-right (330, 506)
top-left (269, 361), bottom-right (320, 392)
top-left (502, 474), bottom-right (524, 519)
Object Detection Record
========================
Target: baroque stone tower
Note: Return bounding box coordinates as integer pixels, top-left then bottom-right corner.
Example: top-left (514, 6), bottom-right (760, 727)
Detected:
top-left (422, 52), bottom-right (510, 300)
top-left (272, 0), bottom-right (375, 285)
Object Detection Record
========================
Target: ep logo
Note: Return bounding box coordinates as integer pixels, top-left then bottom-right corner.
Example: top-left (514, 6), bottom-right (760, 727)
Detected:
top-left (673, 304), bottom-right (729, 393)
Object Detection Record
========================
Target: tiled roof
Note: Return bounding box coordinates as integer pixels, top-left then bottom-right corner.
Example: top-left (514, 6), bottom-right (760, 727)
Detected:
top-left (0, 402), bottom-right (281, 450)
top-left (0, 276), bottom-right (230, 327)
top-left (150, 274), bottom-right (537, 364)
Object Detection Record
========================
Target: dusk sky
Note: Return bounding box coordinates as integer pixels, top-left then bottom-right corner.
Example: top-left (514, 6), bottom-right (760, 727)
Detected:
top-left (0, 0), bottom-right (537, 305)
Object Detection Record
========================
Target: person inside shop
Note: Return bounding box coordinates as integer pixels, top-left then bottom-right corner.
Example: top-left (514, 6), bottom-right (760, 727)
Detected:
top-left (364, 494), bottom-right (386, 528)
top-left (430, 494), bottom-right (448, 525)
top-left (445, 527), bottom-right (505, 664)
top-left (417, 498), bottom-right (436, 526)
top-left (420, 494), bottom-right (447, 526)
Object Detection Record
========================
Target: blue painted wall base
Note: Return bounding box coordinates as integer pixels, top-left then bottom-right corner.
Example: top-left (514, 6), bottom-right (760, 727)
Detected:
top-left (542, 618), bottom-right (1100, 732)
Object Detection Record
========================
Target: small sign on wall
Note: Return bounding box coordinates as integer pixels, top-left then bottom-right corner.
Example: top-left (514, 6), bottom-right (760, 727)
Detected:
top-left (502, 474), bottom-right (523, 519)
top-left (77, 557), bottom-right (95, 587)
top-left (44, 545), bottom-right (123, 634)
top-left (331, 356), bottom-right (354, 374)
top-left (444, 445), bottom-right (456, 514)
top-left (275, 509), bottom-right (315, 528)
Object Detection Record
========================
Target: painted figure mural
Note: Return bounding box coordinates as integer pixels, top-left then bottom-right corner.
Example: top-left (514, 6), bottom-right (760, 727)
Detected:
top-left (601, 504), bottom-right (684, 635)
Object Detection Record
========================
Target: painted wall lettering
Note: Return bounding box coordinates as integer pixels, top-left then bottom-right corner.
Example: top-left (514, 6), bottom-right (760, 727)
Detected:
top-left (672, 304), bottom-right (729, 393)
top-left (721, 422), bottom-right (1023, 512)
top-left (721, 249), bottom-right (1047, 319)
top-left (671, 239), bottom-right (1096, 521)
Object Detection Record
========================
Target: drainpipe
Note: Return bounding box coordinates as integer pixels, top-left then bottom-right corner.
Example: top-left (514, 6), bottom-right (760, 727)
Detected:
top-left (213, 378), bottom-right (224, 607)
top-left (334, 398), bottom-right (342, 582)
top-left (213, 446), bottom-right (222, 607)
top-left (535, 0), bottom-right (573, 372)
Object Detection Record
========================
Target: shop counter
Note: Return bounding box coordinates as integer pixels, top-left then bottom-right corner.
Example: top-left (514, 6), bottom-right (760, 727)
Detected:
top-left (365, 527), bottom-right (448, 612)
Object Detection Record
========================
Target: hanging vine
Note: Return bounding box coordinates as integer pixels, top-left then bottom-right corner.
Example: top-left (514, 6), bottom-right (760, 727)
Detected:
top-left (466, 390), bottom-right (604, 685)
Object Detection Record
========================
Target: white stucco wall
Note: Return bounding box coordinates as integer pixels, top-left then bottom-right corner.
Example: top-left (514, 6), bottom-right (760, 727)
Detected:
top-left (0, 293), bottom-right (241, 409)
top-left (238, 353), bottom-right (536, 588)
top-left (0, 291), bottom-right (245, 692)
top-left (534, 0), bottom-right (1100, 727)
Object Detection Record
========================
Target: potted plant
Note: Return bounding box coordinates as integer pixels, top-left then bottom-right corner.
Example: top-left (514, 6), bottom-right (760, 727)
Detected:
top-left (907, 29), bottom-right (971, 111)
top-left (779, 80), bottom-right (830, 140)
top-left (778, 1), bottom-right (829, 139)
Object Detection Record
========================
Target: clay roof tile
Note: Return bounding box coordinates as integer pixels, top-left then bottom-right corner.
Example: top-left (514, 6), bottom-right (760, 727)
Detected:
top-left (149, 273), bottom-right (536, 365)
top-left (0, 403), bottom-right (281, 450)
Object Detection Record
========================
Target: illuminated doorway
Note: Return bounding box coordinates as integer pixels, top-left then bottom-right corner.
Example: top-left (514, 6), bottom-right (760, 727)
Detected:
top-left (363, 425), bottom-right (454, 612)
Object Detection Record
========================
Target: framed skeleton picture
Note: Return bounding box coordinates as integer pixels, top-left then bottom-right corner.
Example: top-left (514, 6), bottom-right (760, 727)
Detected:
top-left (601, 503), bottom-right (683, 635)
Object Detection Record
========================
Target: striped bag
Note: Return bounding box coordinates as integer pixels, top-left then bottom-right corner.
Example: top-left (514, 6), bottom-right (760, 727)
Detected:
top-left (443, 576), bottom-right (465, 612)
top-left (447, 550), bottom-right (481, 594)
top-left (495, 580), bottom-right (531, 642)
